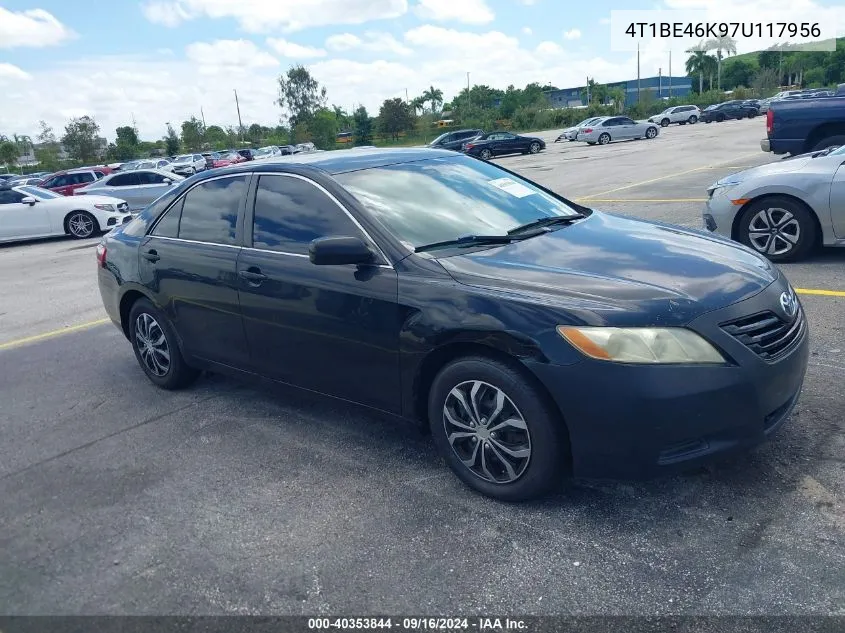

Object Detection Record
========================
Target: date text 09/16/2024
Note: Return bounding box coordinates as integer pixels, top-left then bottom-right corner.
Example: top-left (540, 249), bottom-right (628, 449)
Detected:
top-left (624, 21), bottom-right (821, 39)
top-left (307, 617), bottom-right (528, 630)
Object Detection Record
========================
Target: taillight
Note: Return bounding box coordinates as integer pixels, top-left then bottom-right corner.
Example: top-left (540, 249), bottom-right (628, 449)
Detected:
top-left (583, 128), bottom-right (593, 133)
top-left (766, 109), bottom-right (774, 135)
top-left (96, 243), bottom-right (107, 268)
top-left (466, 143), bottom-right (474, 149)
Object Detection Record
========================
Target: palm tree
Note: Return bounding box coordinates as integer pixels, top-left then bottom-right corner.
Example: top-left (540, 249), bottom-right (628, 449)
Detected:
top-left (422, 86), bottom-right (443, 113)
top-left (685, 43), bottom-right (712, 93)
top-left (608, 87), bottom-right (626, 113)
top-left (410, 95), bottom-right (427, 115)
top-left (705, 35), bottom-right (737, 90)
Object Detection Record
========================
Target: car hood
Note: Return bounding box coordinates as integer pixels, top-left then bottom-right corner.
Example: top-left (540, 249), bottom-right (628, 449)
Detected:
top-left (713, 156), bottom-right (813, 186)
top-left (73, 194), bottom-right (127, 206)
top-left (436, 211), bottom-right (778, 326)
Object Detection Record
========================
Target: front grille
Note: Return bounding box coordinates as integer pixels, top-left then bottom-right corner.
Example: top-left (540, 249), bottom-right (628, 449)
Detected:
top-left (720, 308), bottom-right (805, 361)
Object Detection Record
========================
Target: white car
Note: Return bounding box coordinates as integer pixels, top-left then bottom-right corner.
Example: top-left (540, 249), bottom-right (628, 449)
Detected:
top-left (134, 158), bottom-right (174, 172)
top-left (169, 154), bottom-right (206, 176)
top-left (253, 146), bottom-right (283, 160)
top-left (648, 105), bottom-right (701, 127)
top-left (0, 184), bottom-right (132, 243)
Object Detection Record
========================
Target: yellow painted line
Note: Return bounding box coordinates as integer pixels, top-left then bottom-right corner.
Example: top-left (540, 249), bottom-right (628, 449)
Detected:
top-left (578, 198), bottom-right (708, 203)
top-left (0, 318), bottom-right (110, 351)
top-left (578, 152), bottom-right (761, 200)
top-left (795, 288), bottom-right (845, 297)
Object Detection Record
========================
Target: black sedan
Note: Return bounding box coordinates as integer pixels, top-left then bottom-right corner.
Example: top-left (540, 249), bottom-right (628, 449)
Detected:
top-left (462, 131), bottom-right (545, 159)
top-left (700, 101), bottom-right (759, 122)
top-left (97, 148), bottom-right (808, 501)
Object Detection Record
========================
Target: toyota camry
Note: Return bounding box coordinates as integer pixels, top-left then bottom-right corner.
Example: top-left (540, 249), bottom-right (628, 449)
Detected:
top-left (96, 148), bottom-right (808, 501)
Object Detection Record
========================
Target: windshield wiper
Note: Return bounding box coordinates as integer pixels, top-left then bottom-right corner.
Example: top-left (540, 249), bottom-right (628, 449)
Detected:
top-left (507, 213), bottom-right (586, 235)
top-left (414, 232), bottom-right (540, 253)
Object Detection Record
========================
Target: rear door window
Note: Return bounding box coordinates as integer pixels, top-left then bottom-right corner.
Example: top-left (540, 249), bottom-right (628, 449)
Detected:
top-left (177, 175), bottom-right (247, 245)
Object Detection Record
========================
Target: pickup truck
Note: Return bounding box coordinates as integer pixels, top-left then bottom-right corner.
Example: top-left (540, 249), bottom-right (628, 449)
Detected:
top-left (762, 84), bottom-right (845, 155)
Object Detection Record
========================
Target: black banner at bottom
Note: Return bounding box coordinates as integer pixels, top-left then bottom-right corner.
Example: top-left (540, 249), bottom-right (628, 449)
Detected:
top-left (0, 616), bottom-right (843, 633)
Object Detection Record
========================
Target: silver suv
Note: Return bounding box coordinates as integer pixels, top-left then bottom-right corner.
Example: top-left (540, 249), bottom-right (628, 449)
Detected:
top-left (648, 105), bottom-right (701, 127)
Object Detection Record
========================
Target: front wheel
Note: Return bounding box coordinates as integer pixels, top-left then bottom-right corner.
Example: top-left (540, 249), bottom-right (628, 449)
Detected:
top-left (479, 148), bottom-right (492, 160)
top-left (747, 111), bottom-right (757, 119)
top-left (598, 133), bottom-right (611, 145)
top-left (738, 196), bottom-right (818, 263)
top-left (428, 357), bottom-right (568, 501)
top-left (529, 141), bottom-right (541, 154)
top-left (645, 126), bottom-right (658, 139)
top-left (189, 167), bottom-right (196, 174)
top-left (128, 298), bottom-right (200, 389)
top-left (66, 211), bottom-right (99, 239)
top-left (660, 118), bottom-right (670, 127)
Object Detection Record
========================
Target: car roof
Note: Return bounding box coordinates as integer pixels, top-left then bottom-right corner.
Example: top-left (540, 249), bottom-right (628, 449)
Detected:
top-left (194, 147), bottom-right (459, 176)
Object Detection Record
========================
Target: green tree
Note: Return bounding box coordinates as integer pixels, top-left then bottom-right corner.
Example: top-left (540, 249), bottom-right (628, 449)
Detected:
top-left (164, 123), bottom-right (180, 155)
top-left (61, 115), bottom-right (101, 163)
top-left (352, 106), bottom-right (373, 145)
top-left (752, 67), bottom-right (780, 96)
top-left (608, 87), bottom-right (626, 113)
top-left (498, 85), bottom-right (521, 119)
top-left (721, 59), bottom-right (755, 90)
top-left (332, 105), bottom-right (352, 131)
top-left (685, 44), bottom-right (716, 93)
top-left (410, 95), bottom-right (427, 115)
top-left (0, 141), bottom-right (18, 169)
top-left (422, 85), bottom-right (444, 113)
top-left (246, 123), bottom-right (265, 145)
top-left (276, 64), bottom-right (328, 131)
top-left (705, 35), bottom-right (737, 90)
top-left (113, 125), bottom-right (140, 160)
top-left (310, 108), bottom-right (339, 150)
top-left (204, 125), bottom-right (228, 147)
top-left (377, 97), bottom-right (415, 140)
top-left (180, 117), bottom-right (205, 151)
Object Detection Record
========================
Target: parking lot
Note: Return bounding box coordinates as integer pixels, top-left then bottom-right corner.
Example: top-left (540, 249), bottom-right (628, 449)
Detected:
top-left (1, 117), bottom-right (843, 615)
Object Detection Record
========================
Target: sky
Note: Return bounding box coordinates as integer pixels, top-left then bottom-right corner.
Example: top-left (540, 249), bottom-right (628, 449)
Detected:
top-left (1, 0), bottom-right (844, 141)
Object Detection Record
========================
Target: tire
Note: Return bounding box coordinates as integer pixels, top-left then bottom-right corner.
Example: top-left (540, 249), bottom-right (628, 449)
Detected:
top-left (65, 211), bottom-right (99, 239)
top-left (660, 118), bottom-right (670, 127)
top-left (688, 115), bottom-right (698, 124)
top-left (598, 133), bottom-right (611, 145)
top-left (479, 148), bottom-right (492, 160)
top-left (428, 356), bottom-right (567, 502)
top-left (529, 141), bottom-right (541, 154)
top-left (128, 298), bottom-right (200, 389)
top-left (810, 134), bottom-right (845, 152)
top-left (718, 115), bottom-right (726, 122)
top-left (738, 196), bottom-right (818, 263)
top-left (189, 167), bottom-right (196, 174)
top-left (645, 126), bottom-right (658, 139)
top-left (747, 110), bottom-right (757, 119)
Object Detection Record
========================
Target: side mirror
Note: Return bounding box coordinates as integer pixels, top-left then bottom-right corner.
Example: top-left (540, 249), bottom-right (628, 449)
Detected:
top-left (21, 196), bottom-right (36, 206)
top-left (163, 178), bottom-right (172, 185)
top-left (309, 236), bottom-right (375, 266)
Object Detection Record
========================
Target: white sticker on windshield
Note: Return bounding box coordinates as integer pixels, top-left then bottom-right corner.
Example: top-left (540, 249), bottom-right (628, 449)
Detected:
top-left (488, 177), bottom-right (536, 198)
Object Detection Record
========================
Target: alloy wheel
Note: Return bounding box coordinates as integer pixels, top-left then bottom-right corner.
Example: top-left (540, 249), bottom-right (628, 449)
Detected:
top-left (529, 142), bottom-right (540, 153)
top-left (442, 380), bottom-right (531, 484)
top-left (68, 213), bottom-right (94, 238)
top-left (480, 149), bottom-right (492, 160)
top-left (598, 133), bottom-right (610, 145)
top-left (646, 127), bottom-right (657, 139)
top-left (134, 312), bottom-right (171, 377)
top-left (747, 207), bottom-right (800, 256)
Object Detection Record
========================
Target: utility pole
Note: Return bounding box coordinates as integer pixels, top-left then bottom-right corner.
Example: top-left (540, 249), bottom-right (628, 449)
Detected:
top-left (669, 50), bottom-right (672, 98)
top-left (405, 88), bottom-right (409, 103)
top-left (234, 89), bottom-right (244, 142)
top-left (200, 107), bottom-right (206, 128)
top-left (586, 75), bottom-right (590, 104)
top-left (466, 72), bottom-right (470, 110)
top-left (659, 67), bottom-right (662, 98)
top-left (637, 42), bottom-right (641, 103)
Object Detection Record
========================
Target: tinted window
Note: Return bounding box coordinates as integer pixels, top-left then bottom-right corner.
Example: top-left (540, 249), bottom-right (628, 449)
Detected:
top-left (45, 175), bottom-right (66, 187)
top-left (194, 155), bottom-right (203, 161)
top-left (178, 175), bottom-right (246, 245)
top-left (137, 171), bottom-right (169, 185)
top-left (94, 171), bottom-right (105, 179)
top-left (152, 198), bottom-right (182, 238)
top-left (252, 175), bottom-right (362, 254)
top-left (619, 118), bottom-right (635, 125)
top-left (0, 190), bottom-right (25, 204)
top-left (71, 172), bottom-right (95, 184)
top-left (109, 173), bottom-right (140, 187)
top-left (603, 118), bottom-right (620, 126)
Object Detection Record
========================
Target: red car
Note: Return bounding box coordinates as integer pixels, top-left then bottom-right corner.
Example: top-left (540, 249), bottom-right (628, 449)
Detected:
top-left (40, 167), bottom-right (113, 196)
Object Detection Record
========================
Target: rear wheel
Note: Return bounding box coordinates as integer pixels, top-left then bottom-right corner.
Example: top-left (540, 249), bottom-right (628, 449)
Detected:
top-left (747, 110), bottom-right (757, 118)
top-left (598, 133), bottom-right (611, 145)
top-left (738, 196), bottom-right (818, 263)
top-left (645, 126), bottom-right (658, 139)
top-left (128, 298), bottom-right (200, 389)
top-left (479, 148), bottom-right (492, 160)
top-left (428, 356), bottom-right (567, 501)
top-left (688, 115), bottom-right (698, 124)
top-left (66, 211), bottom-right (99, 239)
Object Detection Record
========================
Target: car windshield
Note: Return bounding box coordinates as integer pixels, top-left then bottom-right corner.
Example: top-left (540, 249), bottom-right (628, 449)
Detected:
top-left (335, 155), bottom-right (582, 250)
top-left (173, 155), bottom-right (191, 163)
top-left (20, 186), bottom-right (61, 199)
top-left (828, 145), bottom-right (845, 156)
top-left (430, 133), bottom-right (450, 145)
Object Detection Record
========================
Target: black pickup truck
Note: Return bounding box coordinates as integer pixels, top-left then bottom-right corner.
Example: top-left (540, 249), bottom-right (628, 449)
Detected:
top-left (762, 84), bottom-right (845, 155)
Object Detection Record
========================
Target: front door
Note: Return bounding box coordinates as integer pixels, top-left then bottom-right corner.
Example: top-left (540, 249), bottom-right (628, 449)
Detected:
top-left (237, 173), bottom-right (401, 413)
top-left (0, 189), bottom-right (52, 240)
top-left (138, 174), bottom-right (251, 367)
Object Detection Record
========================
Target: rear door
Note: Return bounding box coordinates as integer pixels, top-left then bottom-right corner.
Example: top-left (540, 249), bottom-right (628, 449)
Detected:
top-left (101, 172), bottom-right (142, 207)
top-left (138, 174), bottom-right (252, 368)
top-left (134, 171), bottom-right (175, 209)
top-left (236, 172), bottom-right (401, 412)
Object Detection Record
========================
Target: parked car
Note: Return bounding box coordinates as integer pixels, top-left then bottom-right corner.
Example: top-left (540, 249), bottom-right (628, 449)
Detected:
top-left (96, 148), bottom-right (808, 501)
top-left (704, 143), bottom-right (845, 262)
top-left (648, 105), bottom-right (701, 127)
top-left (463, 131), bottom-right (545, 159)
top-left (170, 154), bottom-right (207, 176)
top-left (279, 145), bottom-right (296, 155)
top-left (134, 158), bottom-right (174, 172)
top-left (556, 117), bottom-right (603, 142)
top-left (236, 148), bottom-right (257, 161)
top-left (0, 173), bottom-right (16, 182)
top-left (0, 183), bottom-right (131, 242)
top-left (253, 146), bottom-right (282, 160)
top-left (295, 142), bottom-right (317, 153)
top-left (40, 168), bottom-right (112, 196)
top-left (428, 129), bottom-right (483, 151)
top-left (74, 169), bottom-right (184, 213)
top-left (576, 116), bottom-right (660, 145)
top-left (700, 101), bottom-right (759, 122)
top-left (761, 85), bottom-right (845, 155)
top-left (6, 176), bottom-right (46, 187)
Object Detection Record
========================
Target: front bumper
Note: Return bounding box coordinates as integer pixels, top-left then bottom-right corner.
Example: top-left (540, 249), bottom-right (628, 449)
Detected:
top-left (703, 188), bottom-right (743, 239)
top-left (526, 277), bottom-right (809, 479)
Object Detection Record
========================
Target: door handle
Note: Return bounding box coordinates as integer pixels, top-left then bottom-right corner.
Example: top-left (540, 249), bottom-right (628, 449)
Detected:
top-left (238, 269), bottom-right (267, 283)
top-left (142, 249), bottom-right (160, 262)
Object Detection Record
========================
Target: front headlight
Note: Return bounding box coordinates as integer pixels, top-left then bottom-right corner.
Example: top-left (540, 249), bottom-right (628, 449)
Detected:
top-left (706, 180), bottom-right (742, 197)
top-left (94, 203), bottom-right (116, 212)
top-left (557, 326), bottom-right (726, 364)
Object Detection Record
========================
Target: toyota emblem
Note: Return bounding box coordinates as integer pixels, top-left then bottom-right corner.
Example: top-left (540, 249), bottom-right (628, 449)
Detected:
top-left (779, 291), bottom-right (797, 319)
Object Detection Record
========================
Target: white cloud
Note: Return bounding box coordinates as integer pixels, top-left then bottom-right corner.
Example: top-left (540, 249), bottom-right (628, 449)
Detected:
top-left (563, 29), bottom-right (582, 40)
top-left (266, 38), bottom-right (326, 58)
top-left (413, 0), bottom-right (495, 24)
top-left (518, 0), bottom-right (537, 4)
top-left (326, 31), bottom-right (412, 55)
top-left (0, 7), bottom-right (76, 49)
top-left (536, 42), bottom-right (563, 55)
top-left (141, 0), bottom-right (408, 32)
top-left (599, 17), bottom-right (610, 25)
top-left (522, 27), bottom-right (533, 35)
top-left (185, 39), bottom-right (279, 72)
top-left (0, 63), bottom-right (32, 80)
